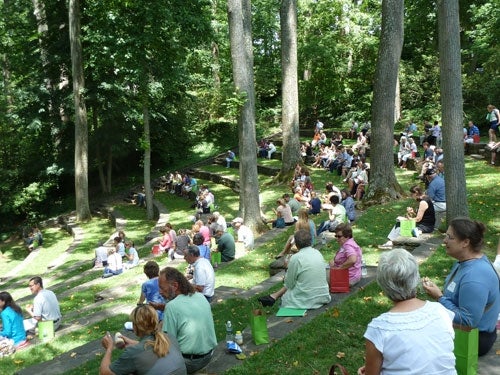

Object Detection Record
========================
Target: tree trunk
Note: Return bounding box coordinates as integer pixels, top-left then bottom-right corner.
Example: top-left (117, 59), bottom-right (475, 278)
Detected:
top-left (143, 100), bottom-right (154, 220)
top-left (277, 0), bottom-right (302, 182)
top-left (227, 0), bottom-right (267, 232)
top-left (365, 0), bottom-right (405, 205)
top-left (438, 0), bottom-right (468, 220)
top-left (69, 0), bottom-right (91, 221)
top-left (96, 144), bottom-right (107, 193)
top-left (106, 145), bottom-right (112, 193)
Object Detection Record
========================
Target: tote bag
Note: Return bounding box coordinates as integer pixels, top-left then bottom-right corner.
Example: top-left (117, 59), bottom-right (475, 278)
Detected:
top-left (454, 327), bottom-right (478, 375)
top-left (250, 309), bottom-right (270, 345)
top-left (400, 219), bottom-right (416, 237)
top-left (329, 268), bottom-right (350, 293)
top-left (38, 320), bottom-right (55, 342)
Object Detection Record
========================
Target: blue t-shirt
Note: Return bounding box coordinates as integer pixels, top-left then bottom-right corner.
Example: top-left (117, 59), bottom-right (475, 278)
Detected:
top-left (427, 175), bottom-right (445, 202)
top-left (0, 306), bottom-right (26, 345)
top-left (309, 197), bottom-right (321, 215)
top-left (141, 278), bottom-right (166, 321)
top-left (197, 244), bottom-right (211, 261)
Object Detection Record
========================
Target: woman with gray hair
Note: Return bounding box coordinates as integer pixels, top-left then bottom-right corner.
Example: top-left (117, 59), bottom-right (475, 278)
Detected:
top-left (358, 248), bottom-right (456, 375)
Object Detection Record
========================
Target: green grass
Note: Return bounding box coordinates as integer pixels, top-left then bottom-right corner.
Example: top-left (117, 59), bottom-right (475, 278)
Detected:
top-left (0, 153), bottom-right (497, 375)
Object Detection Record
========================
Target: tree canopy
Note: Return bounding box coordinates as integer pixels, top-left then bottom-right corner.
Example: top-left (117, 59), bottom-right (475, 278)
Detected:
top-left (0, 0), bottom-right (498, 228)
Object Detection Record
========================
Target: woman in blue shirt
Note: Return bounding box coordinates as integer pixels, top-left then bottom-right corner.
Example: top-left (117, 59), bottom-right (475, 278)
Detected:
top-left (423, 217), bottom-right (500, 356)
top-left (0, 291), bottom-right (28, 348)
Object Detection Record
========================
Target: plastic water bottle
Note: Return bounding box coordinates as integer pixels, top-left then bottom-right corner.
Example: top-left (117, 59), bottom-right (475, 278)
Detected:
top-left (225, 321), bottom-right (234, 343)
top-left (321, 233), bottom-right (326, 245)
top-left (361, 258), bottom-right (368, 277)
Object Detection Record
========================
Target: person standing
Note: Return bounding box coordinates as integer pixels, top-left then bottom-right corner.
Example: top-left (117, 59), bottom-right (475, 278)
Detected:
top-left (23, 276), bottom-right (62, 332)
top-left (225, 150), bottom-right (235, 168)
top-left (184, 245), bottom-right (215, 302)
top-left (159, 267), bottom-right (217, 374)
top-left (486, 104), bottom-right (500, 143)
top-left (423, 217), bottom-right (500, 356)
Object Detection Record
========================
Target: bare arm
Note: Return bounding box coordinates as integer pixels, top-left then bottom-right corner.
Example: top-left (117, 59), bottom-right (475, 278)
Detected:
top-left (363, 339), bottom-right (383, 375)
top-left (99, 333), bottom-right (117, 375)
top-left (414, 200), bottom-right (429, 223)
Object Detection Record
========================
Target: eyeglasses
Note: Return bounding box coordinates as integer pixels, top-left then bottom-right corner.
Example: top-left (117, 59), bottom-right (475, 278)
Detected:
top-left (28, 283), bottom-right (36, 288)
top-left (444, 233), bottom-right (456, 240)
top-left (335, 235), bottom-right (343, 238)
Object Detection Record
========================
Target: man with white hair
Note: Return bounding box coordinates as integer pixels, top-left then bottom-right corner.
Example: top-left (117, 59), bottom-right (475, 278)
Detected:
top-left (213, 211), bottom-right (227, 232)
top-left (232, 217), bottom-right (254, 251)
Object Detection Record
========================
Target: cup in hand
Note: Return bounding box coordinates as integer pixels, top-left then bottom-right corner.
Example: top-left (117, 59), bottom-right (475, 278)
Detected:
top-left (115, 332), bottom-right (125, 349)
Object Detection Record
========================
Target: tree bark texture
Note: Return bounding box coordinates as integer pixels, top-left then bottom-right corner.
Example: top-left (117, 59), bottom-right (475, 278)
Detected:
top-left (366, 0), bottom-right (405, 205)
top-left (227, 0), bottom-right (267, 232)
top-left (279, 0), bottom-right (302, 179)
top-left (69, 0), bottom-right (91, 221)
top-left (438, 0), bottom-right (468, 220)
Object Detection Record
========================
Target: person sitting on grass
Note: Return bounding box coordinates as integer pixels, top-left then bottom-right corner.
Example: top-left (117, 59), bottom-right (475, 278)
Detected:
top-left (137, 261), bottom-right (166, 322)
top-left (317, 195), bottom-right (347, 235)
top-left (124, 241), bottom-right (139, 269)
top-left (258, 230), bottom-right (331, 309)
top-left (275, 209), bottom-right (316, 260)
top-left (102, 246), bottom-right (123, 278)
top-left (358, 248), bottom-right (456, 375)
top-left (212, 225), bottom-right (235, 262)
top-left (307, 191), bottom-right (321, 215)
top-left (329, 223), bottom-right (363, 286)
top-left (99, 304), bottom-right (186, 375)
top-left (0, 291), bottom-right (29, 349)
top-left (378, 185), bottom-right (435, 250)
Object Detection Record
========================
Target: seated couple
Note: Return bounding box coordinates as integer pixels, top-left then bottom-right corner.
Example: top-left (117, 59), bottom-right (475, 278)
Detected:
top-left (259, 229), bottom-right (331, 309)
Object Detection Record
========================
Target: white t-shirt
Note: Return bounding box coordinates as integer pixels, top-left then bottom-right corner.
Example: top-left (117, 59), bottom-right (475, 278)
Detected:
top-left (34, 289), bottom-right (61, 321)
top-left (364, 301), bottom-right (456, 375)
top-left (193, 258), bottom-right (215, 298)
top-left (237, 225), bottom-right (254, 250)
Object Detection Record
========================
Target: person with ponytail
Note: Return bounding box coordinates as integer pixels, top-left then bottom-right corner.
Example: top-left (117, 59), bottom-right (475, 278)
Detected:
top-left (0, 291), bottom-right (28, 348)
top-left (99, 304), bottom-right (186, 375)
top-left (423, 217), bottom-right (500, 356)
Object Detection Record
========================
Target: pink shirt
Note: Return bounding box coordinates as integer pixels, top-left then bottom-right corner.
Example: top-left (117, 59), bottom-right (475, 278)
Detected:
top-left (198, 225), bottom-right (211, 245)
top-left (333, 238), bottom-right (362, 283)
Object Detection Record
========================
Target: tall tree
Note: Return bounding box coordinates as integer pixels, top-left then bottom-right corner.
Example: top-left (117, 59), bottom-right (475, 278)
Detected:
top-left (365, 0), bottom-right (405, 204)
top-left (438, 0), bottom-right (468, 220)
top-left (227, 0), bottom-right (267, 232)
top-left (69, 0), bottom-right (91, 221)
top-left (278, 0), bottom-right (302, 182)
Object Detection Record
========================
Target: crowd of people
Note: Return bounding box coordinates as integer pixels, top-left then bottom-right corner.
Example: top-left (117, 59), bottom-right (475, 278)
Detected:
top-left (3, 109), bottom-right (498, 372)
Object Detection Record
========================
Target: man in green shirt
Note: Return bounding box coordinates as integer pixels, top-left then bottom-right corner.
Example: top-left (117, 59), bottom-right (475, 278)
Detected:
top-left (258, 230), bottom-right (331, 309)
top-left (283, 193), bottom-right (301, 215)
top-left (160, 267), bottom-right (217, 374)
top-left (214, 225), bottom-right (235, 262)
